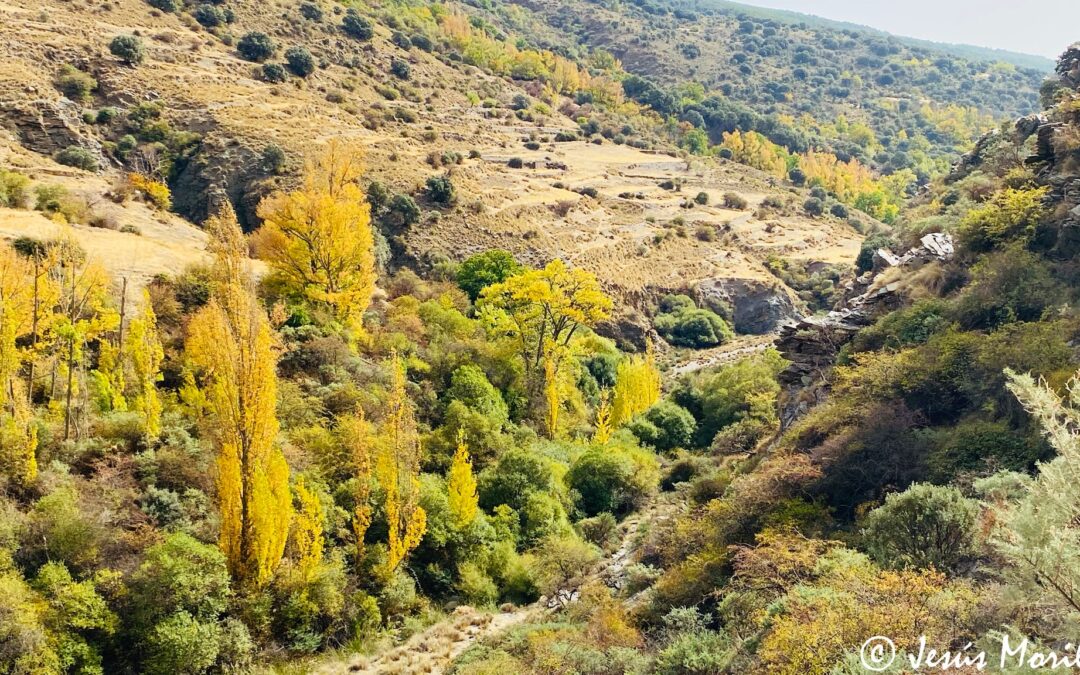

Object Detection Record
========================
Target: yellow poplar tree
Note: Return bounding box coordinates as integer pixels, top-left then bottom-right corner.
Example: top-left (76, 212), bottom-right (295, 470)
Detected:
top-left (340, 409), bottom-right (374, 562)
top-left (478, 259), bottom-right (611, 432)
top-left (375, 356), bottom-right (426, 575)
top-left (53, 237), bottom-right (118, 441)
top-left (543, 354), bottom-right (560, 439)
top-left (186, 205), bottom-right (292, 587)
top-left (126, 290), bottom-right (164, 438)
top-left (0, 245), bottom-right (40, 483)
top-left (292, 476), bottom-right (324, 582)
top-left (447, 429), bottom-right (478, 528)
top-left (593, 390), bottom-right (612, 445)
top-left (255, 140), bottom-right (377, 332)
top-left (611, 342), bottom-right (661, 427)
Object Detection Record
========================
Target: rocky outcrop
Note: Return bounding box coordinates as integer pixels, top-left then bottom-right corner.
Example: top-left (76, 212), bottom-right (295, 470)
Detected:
top-left (695, 277), bottom-right (800, 335)
top-left (776, 234), bottom-right (954, 427)
top-left (0, 92), bottom-right (106, 167)
top-left (596, 307), bottom-right (654, 352)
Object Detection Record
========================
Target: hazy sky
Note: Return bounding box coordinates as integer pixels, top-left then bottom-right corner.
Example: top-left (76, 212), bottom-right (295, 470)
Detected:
top-left (741, 0), bottom-right (1079, 58)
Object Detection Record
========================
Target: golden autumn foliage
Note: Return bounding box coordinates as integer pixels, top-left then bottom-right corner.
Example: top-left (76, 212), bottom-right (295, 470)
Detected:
top-left (719, 130), bottom-right (790, 179)
top-left (375, 357), bottom-right (426, 575)
top-left (611, 343), bottom-right (661, 427)
top-left (186, 205), bottom-right (292, 587)
top-left (592, 390), bottom-right (612, 445)
top-left (447, 429), bottom-right (478, 528)
top-left (126, 289), bottom-right (164, 438)
top-left (731, 530), bottom-right (979, 675)
top-left (255, 140), bottom-right (376, 331)
top-left (0, 245), bottom-right (41, 483)
top-left (437, 11), bottom-right (622, 104)
top-left (478, 259), bottom-right (611, 425)
top-left (340, 408), bottom-right (374, 562)
top-left (53, 237), bottom-right (118, 441)
top-left (127, 172), bottom-right (172, 211)
top-left (543, 356), bottom-right (560, 439)
top-left (292, 476), bottom-right (325, 582)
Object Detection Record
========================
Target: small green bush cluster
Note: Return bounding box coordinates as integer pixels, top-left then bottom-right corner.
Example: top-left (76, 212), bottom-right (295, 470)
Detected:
top-left (109, 34), bottom-right (145, 65)
top-left (653, 294), bottom-right (733, 348)
top-left (55, 64), bottom-right (97, 103)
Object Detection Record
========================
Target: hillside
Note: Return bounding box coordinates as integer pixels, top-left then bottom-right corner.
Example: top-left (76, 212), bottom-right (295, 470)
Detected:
top-left (692, 0), bottom-right (1055, 71)
top-left (475, 0), bottom-right (1046, 178)
top-left (0, 0), bottom-right (874, 341)
top-left (3, 1), bottom-right (1080, 674)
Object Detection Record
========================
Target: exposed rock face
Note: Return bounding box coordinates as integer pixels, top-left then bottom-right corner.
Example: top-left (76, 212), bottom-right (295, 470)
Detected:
top-left (776, 234), bottom-right (954, 427)
top-left (947, 127), bottom-right (1001, 180)
top-left (1015, 43), bottom-right (1080, 252)
top-left (596, 307), bottom-right (653, 352)
top-left (0, 93), bottom-right (106, 168)
top-left (170, 137), bottom-right (273, 228)
top-left (695, 277), bottom-right (800, 335)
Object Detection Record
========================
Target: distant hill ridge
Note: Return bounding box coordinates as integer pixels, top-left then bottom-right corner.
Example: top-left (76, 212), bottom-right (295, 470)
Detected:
top-left (692, 0), bottom-right (1055, 71)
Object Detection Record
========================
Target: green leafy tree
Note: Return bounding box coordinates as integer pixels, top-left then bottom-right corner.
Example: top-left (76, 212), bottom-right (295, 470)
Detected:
top-left (284, 46), bottom-right (315, 77)
top-left (456, 250), bottom-right (523, 302)
top-left (237, 32), bottom-right (275, 62)
top-left (628, 401), bottom-right (696, 452)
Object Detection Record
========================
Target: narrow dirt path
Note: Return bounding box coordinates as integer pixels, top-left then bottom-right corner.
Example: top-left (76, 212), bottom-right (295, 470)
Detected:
top-left (667, 333), bottom-right (776, 377)
top-left (314, 491), bottom-right (682, 675)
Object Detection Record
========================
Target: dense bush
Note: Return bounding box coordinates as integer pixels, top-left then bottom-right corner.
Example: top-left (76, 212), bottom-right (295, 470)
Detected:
top-left (146, 0), bottom-right (180, 12)
top-left (855, 231), bottom-right (897, 272)
top-left (628, 401), bottom-right (696, 452)
top-left (951, 246), bottom-right (1063, 330)
top-left (55, 146), bottom-right (99, 172)
top-left (653, 294), bottom-right (733, 348)
top-left (426, 174), bottom-right (455, 204)
top-left (0, 168), bottom-right (31, 208)
top-left (341, 9), bottom-right (373, 40)
top-left (109, 34), bottom-right (145, 65)
top-left (55, 64), bottom-right (97, 103)
top-left (237, 32), bottom-right (275, 62)
top-left (957, 186), bottom-right (1048, 253)
top-left (193, 4), bottom-right (226, 28)
top-left (566, 442), bottom-right (658, 516)
top-left (456, 250), bottom-right (523, 301)
top-left (298, 1), bottom-right (323, 21)
top-left (284, 46), bottom-right (316, 77)
top-left (722, 192), bottom-right (748, 209)
top-left (390, 58), bottom-right (411, 80)
top-left (862, 483), bottom-right (979, 571)
top-left (924, 419), bottom-right (1048, 482)
top-left (673, 349), bottom-right (785, 447)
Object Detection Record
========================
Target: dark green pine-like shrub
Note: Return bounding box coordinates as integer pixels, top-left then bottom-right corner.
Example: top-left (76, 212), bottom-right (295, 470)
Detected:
top-left (109, 34), bottom-right (146, 65)
top-left (341, 9), bottom-right (373, 41)
top-left (193, 4), bottom-right (226, 28)
top-left (284, 46), bottom-right (316, 77)
top-left (261, 62), bottom-right (287, 83)
top-left (426, 175), bottom-right (454, 204)
top-left (390, 58), bottom-right (411, 80)
top-left (237, 32), bottom-right (275, 62)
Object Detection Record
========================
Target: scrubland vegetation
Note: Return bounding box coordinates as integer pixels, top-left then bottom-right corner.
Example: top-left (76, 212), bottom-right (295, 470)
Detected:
top-left (2, 0), bottom-right (1079, 673)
